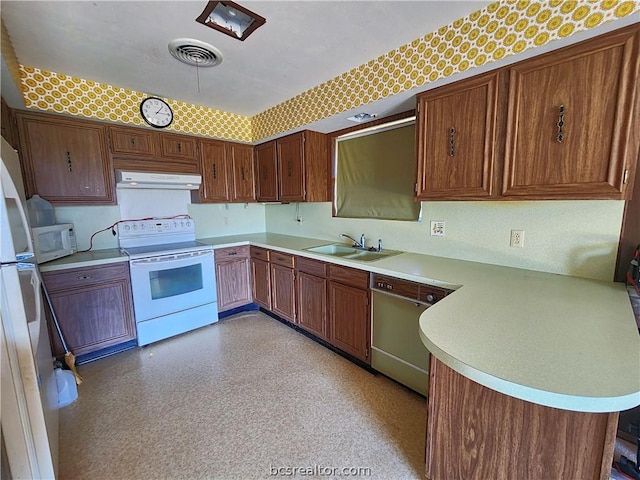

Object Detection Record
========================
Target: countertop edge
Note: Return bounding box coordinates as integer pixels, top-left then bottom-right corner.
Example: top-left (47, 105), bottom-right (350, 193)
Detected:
top-left (419, 327), bottom-right (640, 413)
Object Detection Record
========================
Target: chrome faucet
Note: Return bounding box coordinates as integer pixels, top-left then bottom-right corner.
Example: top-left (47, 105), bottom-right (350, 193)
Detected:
top-left (377, 239), bottom-right (383, 252)
top-left (340, 233), bottom-right (365, 249)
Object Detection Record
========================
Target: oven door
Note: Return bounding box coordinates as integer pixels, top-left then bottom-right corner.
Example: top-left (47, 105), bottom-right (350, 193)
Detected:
top-left (129, 249), bottom-right (216, 322)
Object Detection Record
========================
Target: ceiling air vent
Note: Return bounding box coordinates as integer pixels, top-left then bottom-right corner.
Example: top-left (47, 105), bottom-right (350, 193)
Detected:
top-left (168, 38), bottom-right (223, 67)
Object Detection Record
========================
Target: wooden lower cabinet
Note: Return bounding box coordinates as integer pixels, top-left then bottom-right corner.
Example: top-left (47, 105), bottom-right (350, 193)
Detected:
top-left (251, 256), bottom-right (272, 310)
top-left (214, 246), bottom-right (252, 312)
top-left (328, 266), bottom-right (371, 364)
top-left (425, 356), bottom-right (618, 480)
top-left (270, 263), bottom-right (296, 322)
top-left (42, 262), bottom-right (136, 356)
top-left (296, 270), bottom-right (327, 339)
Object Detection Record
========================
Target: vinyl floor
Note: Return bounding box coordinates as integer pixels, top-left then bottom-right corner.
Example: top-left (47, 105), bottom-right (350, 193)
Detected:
top-left (58, 311), bottom-right (426, 479)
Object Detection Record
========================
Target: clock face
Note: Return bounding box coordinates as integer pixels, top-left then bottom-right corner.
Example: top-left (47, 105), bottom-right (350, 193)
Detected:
top-left (140, 97), bottom-right (173, 128)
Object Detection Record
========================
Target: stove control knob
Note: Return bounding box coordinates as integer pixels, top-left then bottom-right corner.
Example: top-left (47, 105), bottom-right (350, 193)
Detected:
top-left (124, 225), bottom-right (130, 231)
top-left (186, 220), bottom-right (191, 227)
top-left (133, 225), bottom-right (138, 230)
top-left (173, 221), bottom-right (178, 228)
top-left (140, 224), bottom-right (145, 230)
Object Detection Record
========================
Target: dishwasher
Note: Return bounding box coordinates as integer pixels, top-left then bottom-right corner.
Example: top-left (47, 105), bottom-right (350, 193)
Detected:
top-left (371, 273), bottom-right (452, 396)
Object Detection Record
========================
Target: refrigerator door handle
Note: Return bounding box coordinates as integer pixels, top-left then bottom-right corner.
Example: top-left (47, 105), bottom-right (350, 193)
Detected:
top-left (1, 162), bottom-right (35, 261)
top-left (18, 263), bottom-right (43, 356)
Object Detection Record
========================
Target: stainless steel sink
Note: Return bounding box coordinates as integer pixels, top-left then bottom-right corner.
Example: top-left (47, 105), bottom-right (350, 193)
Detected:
top-left (305, 244), bottom-right (359, 257)
top-left (305, 243), bottom-right (401, 262)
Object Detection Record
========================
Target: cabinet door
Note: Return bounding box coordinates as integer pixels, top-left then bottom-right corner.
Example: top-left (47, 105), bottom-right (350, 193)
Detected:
top-left (199, 139), bottom-right (230, 202)
top-left (503, 26), bottom-right (640, 199)
top-left (159, 133), bottom-right (198, 161)
top-left (108, 126), bottom-right (157, 157)
top-left (43, 264), bottom-right (136, 356)
top-left (17, 113), bottom-right (114, 204)
top-left (296, 271), bottom-right (327, 339)
top-left (255, 141), bottom-right (279, 201)
top-left (251, 257), bottom-right (272, 309)
top-left (278, 132), bottom-right (305, 202)
top-left (228, 143), bottom-right (255, 202)
top-left (215, 252), bottom-right (252, 312)
top-left (328, 281), bottom-right (370, 363)
top-left (416, 71), bottom-right (499, 199)
top-left (270, 263), bottom-right (295, 322)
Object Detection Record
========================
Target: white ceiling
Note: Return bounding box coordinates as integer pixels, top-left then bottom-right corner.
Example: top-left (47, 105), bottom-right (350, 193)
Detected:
top-left (1, 1), bottom-right (489, 128)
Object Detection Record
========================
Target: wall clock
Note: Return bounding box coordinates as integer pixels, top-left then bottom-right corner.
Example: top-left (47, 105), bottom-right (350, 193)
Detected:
top-left (140, 97), bottom-right (174, 128)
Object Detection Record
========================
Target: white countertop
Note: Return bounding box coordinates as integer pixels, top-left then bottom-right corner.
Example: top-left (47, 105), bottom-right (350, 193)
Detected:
top-left (38, 248), bottom-right (129, 272)
top-left (40, 233), bottom-right (640, 412)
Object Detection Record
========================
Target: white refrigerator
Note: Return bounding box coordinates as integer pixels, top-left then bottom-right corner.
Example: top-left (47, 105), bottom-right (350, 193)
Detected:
top-left (1, 137), bottom-right (58, 479)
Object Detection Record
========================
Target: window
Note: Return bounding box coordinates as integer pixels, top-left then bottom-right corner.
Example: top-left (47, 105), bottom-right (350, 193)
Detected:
top-left (335, 118), bottom-right (420, 221)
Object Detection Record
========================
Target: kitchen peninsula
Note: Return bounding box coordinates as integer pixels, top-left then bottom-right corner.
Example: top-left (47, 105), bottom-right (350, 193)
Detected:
top-left (40, 232), bottom-right (640, 479)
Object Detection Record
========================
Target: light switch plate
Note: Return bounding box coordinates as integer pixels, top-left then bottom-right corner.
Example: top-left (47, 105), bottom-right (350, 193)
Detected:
top-left (430, 221), bottom-right (445, 237)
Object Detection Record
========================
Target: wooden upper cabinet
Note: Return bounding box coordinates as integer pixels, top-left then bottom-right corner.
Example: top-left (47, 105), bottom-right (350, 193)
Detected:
top-left (278, 132), bottom-right (306, 202)
top-left (16, 111), bottom-right (114, 204)
top-left (255, 130), bottom-right (329, 203)
top-left (1, 98), bottom-right (19, 150)
top-left (159, 133), bottom-right (198, 162)
top-left (198, 139), bottom-right (230, 202)
top-left (108, 125), bottom-right (157, 157)
top-left (416, 71), bottom-right (500, 199)
top-left (228, 142), bottom-right (255, 202)
top-left (503, 25), bottom-right (640, 199)
top-left (255, 141), bottom-right (279, 202)
top-left (109, 125), bottom-right (199, 173)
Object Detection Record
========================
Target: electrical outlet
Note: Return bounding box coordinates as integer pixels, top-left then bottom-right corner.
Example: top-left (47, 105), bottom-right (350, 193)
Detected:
top-left (510, 229), bottom-right (524, 248)
top-left (430, 221), bottom-right (445, 237)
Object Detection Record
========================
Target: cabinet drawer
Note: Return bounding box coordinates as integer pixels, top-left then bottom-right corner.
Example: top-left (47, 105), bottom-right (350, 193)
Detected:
top-left (250, 246), bottom-right (270, 261)
top-left (372, 274), bottom-right (419, 300)
top-left (270, 251), bottom-right (295, 268)
top-left (296, 256), bottom-right (327, 277)
top-left (328, 264), bottom-right (369, 289)
top-left (214, 245), bottom-right (250, 261)
top-left (43, 262), bottom-right (130, 291)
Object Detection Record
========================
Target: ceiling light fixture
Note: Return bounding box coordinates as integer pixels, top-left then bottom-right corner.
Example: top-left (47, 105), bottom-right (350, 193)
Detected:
top-left (347, 113), bottom-right (378, 123)
top-left (196, 1), bottom-right (266, 41)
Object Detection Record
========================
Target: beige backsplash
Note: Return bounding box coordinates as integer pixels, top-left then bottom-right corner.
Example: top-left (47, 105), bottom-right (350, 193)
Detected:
top-left (54, 199), bottom-right (625, 282)
top-left (265, 201), bottom-right (625, 282)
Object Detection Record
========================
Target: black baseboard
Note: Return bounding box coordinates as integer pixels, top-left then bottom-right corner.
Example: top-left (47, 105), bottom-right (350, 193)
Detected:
top-left (256, 307), bottom-right (377, 374)
top-left (218, 303), bottom-right (260, 320)
top-left (74, 339), bottom-right (138, 365)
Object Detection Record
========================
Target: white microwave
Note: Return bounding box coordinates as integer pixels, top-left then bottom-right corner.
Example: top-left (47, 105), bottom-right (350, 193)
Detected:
top-left (31, 223), bottom-right (77, 264)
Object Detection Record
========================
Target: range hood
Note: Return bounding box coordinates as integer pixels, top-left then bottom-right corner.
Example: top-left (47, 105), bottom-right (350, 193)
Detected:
top-left (116, 170), bottom-right (201, 190)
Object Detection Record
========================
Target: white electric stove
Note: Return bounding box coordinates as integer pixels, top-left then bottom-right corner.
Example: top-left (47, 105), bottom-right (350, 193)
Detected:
top-left (118, 219), bottom-right (218, 346)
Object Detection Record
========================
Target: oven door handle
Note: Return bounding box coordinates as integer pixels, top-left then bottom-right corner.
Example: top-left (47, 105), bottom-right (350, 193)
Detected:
top-left (129, 250), bottom-right (213, 266)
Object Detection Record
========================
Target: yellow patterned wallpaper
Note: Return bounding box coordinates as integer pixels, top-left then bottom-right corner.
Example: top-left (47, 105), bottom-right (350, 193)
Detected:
top-left (1, 19), bottom-right (21, 93)
top-left (17, 1), bottom-right (640, 143)
top-left (252, 0), bottom-right (640, 139)
top-left (19, 66), bottom-right (252, 142)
